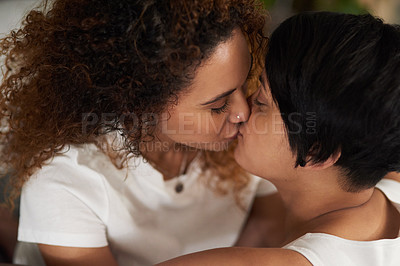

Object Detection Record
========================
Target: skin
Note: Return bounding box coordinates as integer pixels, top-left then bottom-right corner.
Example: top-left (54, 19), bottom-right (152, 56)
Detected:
top-left (157, 71), bottom-right (400, 265)
top-left (0, 206), bottom-right (18, 262)
top-left (234, 192), bottom-right (286, 248)
top-left (140, 28), bottom-right (251, 180)
top-left (38, 29), bottom-right (283, 266)
top-left (159, 28), bottom-right (251, 151)
top-left (38, 245), bottom-right (118, 266)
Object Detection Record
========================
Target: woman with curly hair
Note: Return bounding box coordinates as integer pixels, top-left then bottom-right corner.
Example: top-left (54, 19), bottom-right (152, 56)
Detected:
top-left (0, 0), bottom-right (282, 265)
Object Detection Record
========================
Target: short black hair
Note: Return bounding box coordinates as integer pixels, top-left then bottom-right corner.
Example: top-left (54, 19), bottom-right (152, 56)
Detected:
top-left (265, 12), bottom-right (400, 191)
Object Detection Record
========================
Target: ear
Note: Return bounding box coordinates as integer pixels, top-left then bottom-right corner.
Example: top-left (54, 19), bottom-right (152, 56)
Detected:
top-left (302, 149), bottom-right (341, 170)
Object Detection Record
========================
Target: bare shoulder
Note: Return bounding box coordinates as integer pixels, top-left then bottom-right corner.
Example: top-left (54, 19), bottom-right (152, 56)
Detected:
top-left (310, 185), bottom-right (400, 241)
top-left (384, 172), bottom-right (400, 183)
top-left (157, 247), bottom-right (312, 266)
top-left (38, 244), bottom-right (118, 266)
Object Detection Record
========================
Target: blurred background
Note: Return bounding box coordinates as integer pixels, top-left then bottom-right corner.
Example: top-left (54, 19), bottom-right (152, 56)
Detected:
top-left (261, 0), bottom-right (400, 30)
top-left (0, 0), bottom-right (399, 264)
top-left (1, 0), bottom-right (400, 37)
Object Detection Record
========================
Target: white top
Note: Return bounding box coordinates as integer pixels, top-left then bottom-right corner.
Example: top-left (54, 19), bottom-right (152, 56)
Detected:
top-left (284, 179), bottom-right (400, 266)
top-left (15, 143), bottom-right (276, 266)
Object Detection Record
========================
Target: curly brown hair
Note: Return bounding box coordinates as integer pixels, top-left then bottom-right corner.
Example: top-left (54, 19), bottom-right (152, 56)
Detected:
top-left (0, 0), bottom-right (267, 208)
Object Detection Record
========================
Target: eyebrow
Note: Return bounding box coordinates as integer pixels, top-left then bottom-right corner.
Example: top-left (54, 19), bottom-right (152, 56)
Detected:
top-left (200, 88), bottom-right (237, 106)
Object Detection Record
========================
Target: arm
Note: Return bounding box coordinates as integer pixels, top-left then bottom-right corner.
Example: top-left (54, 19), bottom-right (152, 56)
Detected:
top-left (38, 245), bottom-right (118, 266)
top-left (235, 193), bottom-right (286, 247)
top-left (157, 247), bottom-right (311, 266)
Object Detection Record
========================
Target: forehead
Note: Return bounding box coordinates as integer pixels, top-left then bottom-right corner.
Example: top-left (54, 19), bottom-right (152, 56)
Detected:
top-left (179, 29), bottom-right (251, 103)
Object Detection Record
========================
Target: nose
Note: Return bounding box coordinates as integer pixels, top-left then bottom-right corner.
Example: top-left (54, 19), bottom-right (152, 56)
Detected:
top-left (229, 89), bottom-right (250, 124)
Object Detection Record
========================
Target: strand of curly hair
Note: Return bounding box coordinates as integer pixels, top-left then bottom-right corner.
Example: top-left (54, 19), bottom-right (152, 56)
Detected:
top-left (0, 0), bottom-right (267, 209)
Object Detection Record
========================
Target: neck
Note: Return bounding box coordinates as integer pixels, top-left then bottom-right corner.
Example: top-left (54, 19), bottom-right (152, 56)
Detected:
top-left (140, 137), bottom-right (199, 181)
top-left (271, 168), bottom-right (375, 241)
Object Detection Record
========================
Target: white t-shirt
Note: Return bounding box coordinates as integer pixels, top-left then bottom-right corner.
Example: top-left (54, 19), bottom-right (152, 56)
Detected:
top-left (284, 179), bottom-right (400, 266)
top-left (15, 143), bottom-right (276, 266)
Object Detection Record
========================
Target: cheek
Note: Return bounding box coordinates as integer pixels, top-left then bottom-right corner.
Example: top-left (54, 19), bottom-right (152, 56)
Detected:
top-left (234, 133), bottom-right (268, 177)
top-left (159, 109), bottom-right (230, 145)
top-left (196, 113), bottom-right (226, 136)
top-left (181, 112), bottom-right (227, 139)
top-left (235, 111), bottom-right (289, 175)
top-left (235, 116), bottom-right (267, 171)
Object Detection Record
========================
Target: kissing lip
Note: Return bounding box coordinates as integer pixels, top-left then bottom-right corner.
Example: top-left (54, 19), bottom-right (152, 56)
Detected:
top-left (226, 131), bottom-right (239, 140)
top-left (237, 126), bottom-right (244, 137)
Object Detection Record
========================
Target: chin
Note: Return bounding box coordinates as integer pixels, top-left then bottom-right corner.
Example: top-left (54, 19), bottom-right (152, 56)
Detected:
top-left (233, 145), bottom-right (246, 168)
top-left (234, 146), bottom-right (260, 176)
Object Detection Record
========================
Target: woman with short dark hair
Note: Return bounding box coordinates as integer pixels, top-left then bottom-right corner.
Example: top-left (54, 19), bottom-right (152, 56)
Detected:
top-left (160, 12), bottom-right (400, 266)
top-left (0, 1), bottom-right (281, 265)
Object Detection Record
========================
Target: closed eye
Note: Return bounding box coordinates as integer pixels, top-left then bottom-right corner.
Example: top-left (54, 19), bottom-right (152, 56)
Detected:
top-left (211, 100), bottom-right (230, 114)
top-left (253, 98), bottom-right (266, 107)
